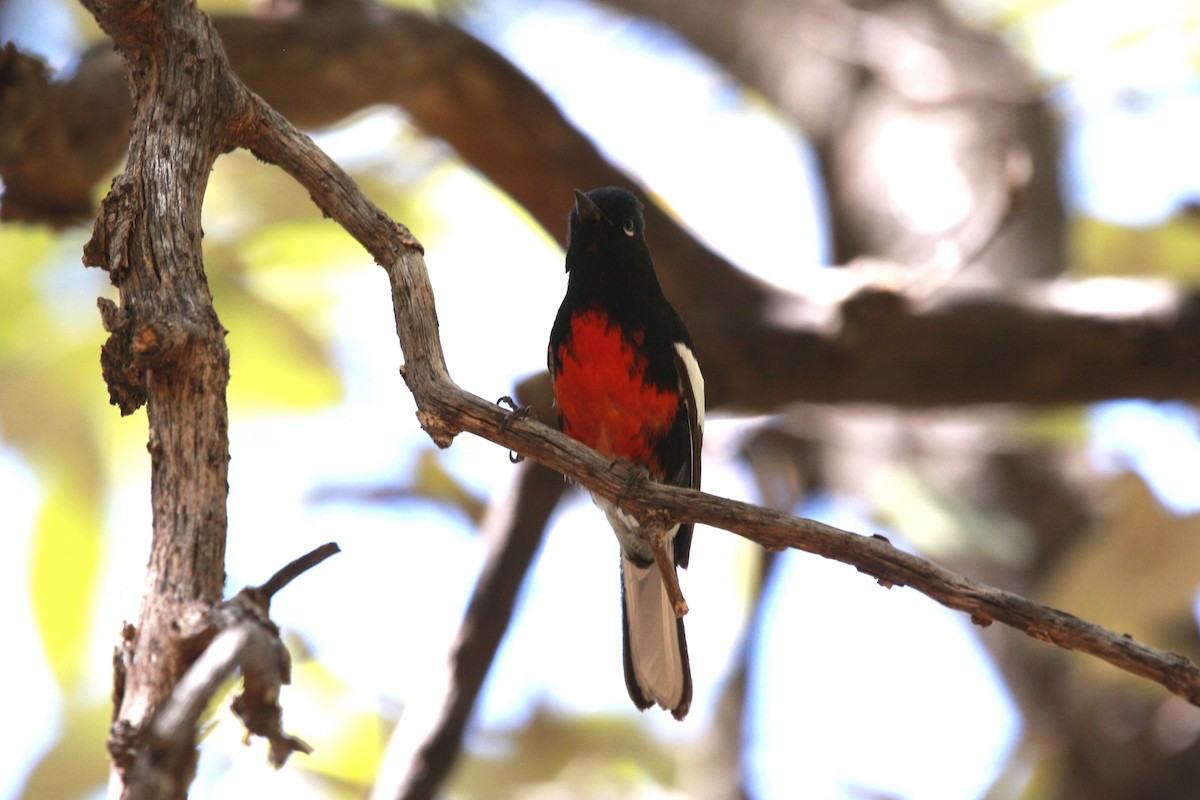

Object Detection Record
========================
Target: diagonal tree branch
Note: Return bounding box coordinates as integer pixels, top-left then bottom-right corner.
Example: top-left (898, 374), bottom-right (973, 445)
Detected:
top-left (224, 53), bottom-right (1200, 710)
top-left (414, 384), bottom-right (1200, 707)
top-left (374, 459), bottom-right (566, 800)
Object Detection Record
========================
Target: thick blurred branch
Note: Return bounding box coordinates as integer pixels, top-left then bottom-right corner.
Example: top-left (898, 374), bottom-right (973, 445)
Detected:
top-left (605, 0), bottom-right (1066, 277)
top-left (374, 458), bottom-right (567, 800)
top-left (4, 5), bottom-right (1200, 412)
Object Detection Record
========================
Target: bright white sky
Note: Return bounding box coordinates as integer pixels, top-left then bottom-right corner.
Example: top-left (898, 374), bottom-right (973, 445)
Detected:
top-left (2, 0), bottom-right (1200, 798)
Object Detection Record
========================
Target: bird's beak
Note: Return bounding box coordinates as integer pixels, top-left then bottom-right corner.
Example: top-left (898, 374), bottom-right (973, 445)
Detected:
top-left (573, 189), bottom-right (603, 223)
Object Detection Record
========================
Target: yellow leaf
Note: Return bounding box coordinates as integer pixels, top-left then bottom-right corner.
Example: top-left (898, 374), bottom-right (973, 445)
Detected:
top-left (285, 658), bottom-right (392, 788)
top-left (413, 448), bottom-right (488, 525)
top-left (214, 277), bottom-right (343, 412)
top-left (30, 476), bottom-right (103, 689)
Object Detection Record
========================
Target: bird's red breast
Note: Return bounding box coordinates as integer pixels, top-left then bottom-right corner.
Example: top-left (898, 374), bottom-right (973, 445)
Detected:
top-left (553, 308), bottom-right (680, 477)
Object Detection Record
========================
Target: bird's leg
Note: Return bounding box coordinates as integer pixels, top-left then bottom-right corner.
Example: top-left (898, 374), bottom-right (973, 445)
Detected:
top-left (611, 463), bottom-right (688, 615)
top-left (646, 520), bottom-right (689, 618)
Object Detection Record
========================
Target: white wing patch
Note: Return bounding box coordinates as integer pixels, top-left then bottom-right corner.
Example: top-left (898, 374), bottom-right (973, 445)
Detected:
top-left (673, 342), bottom-right (705, 430)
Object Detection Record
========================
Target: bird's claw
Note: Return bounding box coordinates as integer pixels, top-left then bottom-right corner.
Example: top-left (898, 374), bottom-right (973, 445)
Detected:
top-left (496, 395), bottom-right (535, 462)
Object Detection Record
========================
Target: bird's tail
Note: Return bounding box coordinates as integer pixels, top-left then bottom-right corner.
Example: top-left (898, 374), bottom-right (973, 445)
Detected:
top-left (620, 551), bottom-right (692, 719)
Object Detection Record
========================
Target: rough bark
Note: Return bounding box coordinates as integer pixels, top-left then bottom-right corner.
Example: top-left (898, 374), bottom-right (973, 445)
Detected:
top-left (125, 544), bottom-right (335, 800)
top-left (80, 1), bottom-right (238, 793)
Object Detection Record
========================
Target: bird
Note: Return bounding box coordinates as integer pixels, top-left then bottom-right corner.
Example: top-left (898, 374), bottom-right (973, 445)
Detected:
top-left (548, 186), bottom-right (704, 720)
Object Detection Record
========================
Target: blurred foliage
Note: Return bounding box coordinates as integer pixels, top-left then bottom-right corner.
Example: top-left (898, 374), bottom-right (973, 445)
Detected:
top-left (30, 475), bottom-right (103, 688)
top-left (952, 0), bottom-right (1200, 83)
top-left (18, 700), bottom-right (113, 800)
top-left (407, 448), bottom-right (489, 525)
top-left (310, 447), bottom-right (489, 525)
top-left (210, 259), bottom-right (343, 412)
top-left (1043, 472), bottom-right (1200, 680)
top-left (449, 708), bottom-right (680, 798)
top-left (283, 655), bottom-right (395, 789)
top-left (1072, 213), bottom-right (1200, 279)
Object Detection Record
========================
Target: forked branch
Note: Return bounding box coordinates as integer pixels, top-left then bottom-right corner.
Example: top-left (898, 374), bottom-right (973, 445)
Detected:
top-left (122, 544), bottom-right (338, 800)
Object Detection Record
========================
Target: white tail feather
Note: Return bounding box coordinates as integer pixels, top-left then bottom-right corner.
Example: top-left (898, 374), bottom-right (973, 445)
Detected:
top-left (621, 552), bottom-right (685, 709)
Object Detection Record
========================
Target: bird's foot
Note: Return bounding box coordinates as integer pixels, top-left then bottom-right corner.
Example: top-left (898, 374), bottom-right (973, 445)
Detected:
top-left (496, 395), bottom-right (536, 462)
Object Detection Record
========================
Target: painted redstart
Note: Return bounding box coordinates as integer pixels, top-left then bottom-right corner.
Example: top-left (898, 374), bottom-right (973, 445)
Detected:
top-left (548, 187), bottom-right (704, 720)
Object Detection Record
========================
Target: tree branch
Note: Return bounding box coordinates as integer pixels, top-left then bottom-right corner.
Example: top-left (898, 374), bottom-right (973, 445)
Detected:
top-left (427, 383), bottom-right (1200, 707)
top-left (256, 541), bottom-right (341, 599)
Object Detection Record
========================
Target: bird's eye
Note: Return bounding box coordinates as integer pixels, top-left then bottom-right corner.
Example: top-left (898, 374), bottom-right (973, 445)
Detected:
top-left (622, 219), bottom-right (636, 237)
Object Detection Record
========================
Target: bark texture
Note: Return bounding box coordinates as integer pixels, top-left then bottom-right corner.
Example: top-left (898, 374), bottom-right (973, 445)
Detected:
top-left (81, 2), bottom-right (237, 792)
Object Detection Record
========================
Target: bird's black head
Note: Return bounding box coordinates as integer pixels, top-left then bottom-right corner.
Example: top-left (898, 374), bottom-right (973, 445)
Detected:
top-left (566, 187), bottom-right (649, 273)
